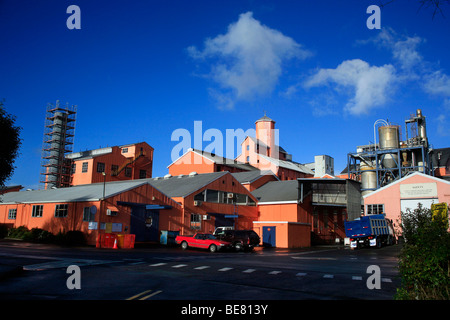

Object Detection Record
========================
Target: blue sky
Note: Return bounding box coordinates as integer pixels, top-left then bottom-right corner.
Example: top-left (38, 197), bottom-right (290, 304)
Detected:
top-left (1, 0), bottom-right (449, 189)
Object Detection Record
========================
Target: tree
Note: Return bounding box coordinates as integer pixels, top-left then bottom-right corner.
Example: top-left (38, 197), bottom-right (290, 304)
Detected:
top-left (396, 203), bottom-right (450, 300)
top-left (0, 100), bottom-right (22, 189)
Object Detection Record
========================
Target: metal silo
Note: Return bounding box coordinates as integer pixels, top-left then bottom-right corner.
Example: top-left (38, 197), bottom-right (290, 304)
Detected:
top-left (360, 161), bottom-right (377, 196)
top-left (378, 125), bottom-right (400, 169)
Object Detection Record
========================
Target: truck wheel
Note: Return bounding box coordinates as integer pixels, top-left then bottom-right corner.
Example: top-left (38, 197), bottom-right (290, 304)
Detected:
top-left (209, 244), bottom-right (217, 253)
top-left (181, 241), bottom-right (188, 250)
top-left (234, 243), bottom-right (243, 252)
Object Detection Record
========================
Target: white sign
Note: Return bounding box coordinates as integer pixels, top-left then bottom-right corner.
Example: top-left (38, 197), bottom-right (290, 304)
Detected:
top-left (400, 183), bottom-right (437, 199)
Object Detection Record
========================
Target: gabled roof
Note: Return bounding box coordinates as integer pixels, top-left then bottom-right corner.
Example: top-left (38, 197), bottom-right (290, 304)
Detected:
top-left (363, 171), bottom-right (450, 199)
top-left (146, 171), bottom-right (228, 198)
top-left (251, 180), bottom-right (299, 203)
top-left (168, 148), bottom-right (257, 171)
top-left (0, 179), bottom-right (150, 204)
top-left (258, 154), bottom-right (314, 175)
top-left (231, 170), bottom-right (278, 184)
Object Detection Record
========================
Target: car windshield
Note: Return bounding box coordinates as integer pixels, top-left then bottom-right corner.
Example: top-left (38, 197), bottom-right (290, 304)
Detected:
top-left (204, 234), bottom-right (217, 240)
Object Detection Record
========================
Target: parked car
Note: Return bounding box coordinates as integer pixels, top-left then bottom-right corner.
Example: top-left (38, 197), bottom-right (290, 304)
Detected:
top-left (213, 229), bottom-right (260, 251)
top-left (175, 233), bottom-right (232, 252)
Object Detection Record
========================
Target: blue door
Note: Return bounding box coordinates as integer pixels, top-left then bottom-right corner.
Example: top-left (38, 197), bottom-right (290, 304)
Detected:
top-left (262, 226), bottom-right (276, 247)
top-left (130, 207), bottom-right (160, 242)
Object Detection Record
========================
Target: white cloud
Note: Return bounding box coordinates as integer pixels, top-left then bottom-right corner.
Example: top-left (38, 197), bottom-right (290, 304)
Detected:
top-left (423, 70), bottom-right (450, 97)
top-left (371, 28), bottom-right (425, 72)
top-left (188, 11), bottom-right (311, 109)
top-left (304, 59), bottom-right (396, 115)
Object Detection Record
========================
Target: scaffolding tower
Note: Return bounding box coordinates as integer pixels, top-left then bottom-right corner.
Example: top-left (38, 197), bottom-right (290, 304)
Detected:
top-left (40, 101), bottom-right (77, 189)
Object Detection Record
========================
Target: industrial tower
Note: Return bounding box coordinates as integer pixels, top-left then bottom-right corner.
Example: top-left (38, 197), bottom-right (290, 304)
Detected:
top-left (40, 101), bottom-right (77, 189)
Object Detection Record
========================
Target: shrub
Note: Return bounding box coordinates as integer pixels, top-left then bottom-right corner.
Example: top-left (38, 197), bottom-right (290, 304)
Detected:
top-left (395, 203), bottom-right (450, 300)
top-left (55, 230), bottom-right (86, 246)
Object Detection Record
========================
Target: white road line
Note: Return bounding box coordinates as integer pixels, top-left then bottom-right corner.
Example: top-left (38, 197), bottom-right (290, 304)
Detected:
top-left (242, 269), bottom-right (256, 273)
top-left (149, 263), bottom-right (167, 267)
top-left (268, 271), bottom-right (282, 275)
top-left (352, 276), bottom-right (363, 280)
top-left (139, 290), bottom-right (163, 300)
top-left (296, 272), bottom-right (307, 277)
top-left (382, 278), bottom-right (392, 283)
top-left (172, 264), bottom-right (188, 268)
top-left (323, 274), bottom-right (334, 279)
top-left (218, 267), bottom-right (233, 272)
top-left (194, 266), bottom-right (210, 270)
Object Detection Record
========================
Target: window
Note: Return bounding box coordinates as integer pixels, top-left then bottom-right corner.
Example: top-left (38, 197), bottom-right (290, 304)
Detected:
top-left (111, 164), bottom-right (119, 175)
top-left (246, 156), bottom-right (250, 162)
top-left (83, 207), bottom-right (95, 222)
top-left (122, 148), bottom-right (128, 153)
top-left (54, 204), bottom-right (68, 218)
top-left (32, 205), bottom-right (43, 217)
top-left (190, 214), bottom-right (201, 230)
top-left (206, 190), bottom-right (219, 203)
top-left (246, 145), bottom-right (250, 151)
top-left (194, 190), bottom-right (205, 201)
top-left (71, 163), bottom-right (76, 174)
top-left (82, 162), bottom-right (88, 173)
top-left (124, 167), bottom-right (132, 177)
top-left (8, 209), bottom-right (17, 219)
top-left (97, 162), bottom-right (105, 173)
top-left (139, 170), bottom-right (147, 179)
top-left (367, 204), bottom-right (384, 215)
top-left (236, 193), bottom-right (247, 205)
top-left (323, 209), bottom-right (328, 228)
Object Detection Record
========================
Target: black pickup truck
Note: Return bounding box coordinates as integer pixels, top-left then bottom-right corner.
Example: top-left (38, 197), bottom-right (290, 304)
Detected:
top-left (213, 229), bottom-right (260, 251)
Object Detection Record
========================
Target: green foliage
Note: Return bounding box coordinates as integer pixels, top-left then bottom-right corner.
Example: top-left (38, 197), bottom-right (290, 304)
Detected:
top-left (395, 203), bottom-right (450, 300)
top-left (6, 226), bottom-right (85, 246)
top-left (0, 100), bottom-right (22, 189)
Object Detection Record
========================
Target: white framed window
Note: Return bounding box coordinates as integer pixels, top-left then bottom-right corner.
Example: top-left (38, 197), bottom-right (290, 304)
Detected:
top-left (32, 205), bottom-right (43, 217)
top-left (367, 204), bottom-right (384, 215)
top-left (8, 209), bottom-right (17, 219)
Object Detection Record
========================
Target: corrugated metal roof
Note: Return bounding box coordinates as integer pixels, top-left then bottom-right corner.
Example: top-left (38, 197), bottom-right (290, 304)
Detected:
top-left (146, 171), bottom-right (228, 198)
top-left (251, 180), bottom-right (299, 203)
top-left (258, 154), bottom-right (314, 175)
top-left (231, 170), bottom-right (277, 184)
top-left (0, 180), bottom-right (149, 204)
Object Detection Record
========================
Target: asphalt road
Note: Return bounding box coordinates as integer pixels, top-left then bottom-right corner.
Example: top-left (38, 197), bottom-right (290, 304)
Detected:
top-left (0, 239), bottom-right (401, 304)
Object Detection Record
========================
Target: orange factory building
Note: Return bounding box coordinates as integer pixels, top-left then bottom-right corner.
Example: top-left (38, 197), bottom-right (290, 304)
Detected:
top-left (0, 172), bottom-right (259, 246)
top-left (1, 114), bottom-right (364, 248)
top-left (169, 114), bottom-right (316, 180)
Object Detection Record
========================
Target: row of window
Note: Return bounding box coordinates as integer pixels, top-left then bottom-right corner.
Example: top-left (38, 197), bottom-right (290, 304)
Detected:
top-left (193, 189), bottom-right (256, 206)
top-left (72, 162), bottom-right (147, 178)
top-left (366, 204), bottom-right (385, 215)
top-left (7, 205), bottom-right (96, 221)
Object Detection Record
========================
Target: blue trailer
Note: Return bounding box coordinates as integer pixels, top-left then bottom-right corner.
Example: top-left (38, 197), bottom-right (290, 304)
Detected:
top-left (344, 214), bottom-right (396, 249)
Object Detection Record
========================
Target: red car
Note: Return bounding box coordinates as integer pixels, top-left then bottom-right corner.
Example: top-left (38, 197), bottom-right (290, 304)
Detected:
top-left (175, 233), bottom-right (232, 252)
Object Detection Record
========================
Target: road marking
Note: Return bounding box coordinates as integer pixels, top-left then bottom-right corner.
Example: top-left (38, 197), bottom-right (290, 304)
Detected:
top-left (23, 259), bottom-right (120, 271)
top-left (352, 276), bottom-right (363, 280)
top-left (172, 264), bottom-right (188, 268)
top-left (382, 278), bottom-right (392, 283)
top-left (296, 272), bottom-right (307, 277)
top-left (139, 290), bottom-right (163, 300)
top-left (194, 266), bottom-right (210, 270)
top-left (149, 263), bottom-right (167, 267)
top-left (126, 289), bottom-right (152, 300)
top-left (218, 267), bottom-right (233, 272)
top-left (323, 274), bottom-right (334, 279)
top-left (268, 271), bottom-right (282, 275)
top-left (243, 269), bottom-right (256, 273)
